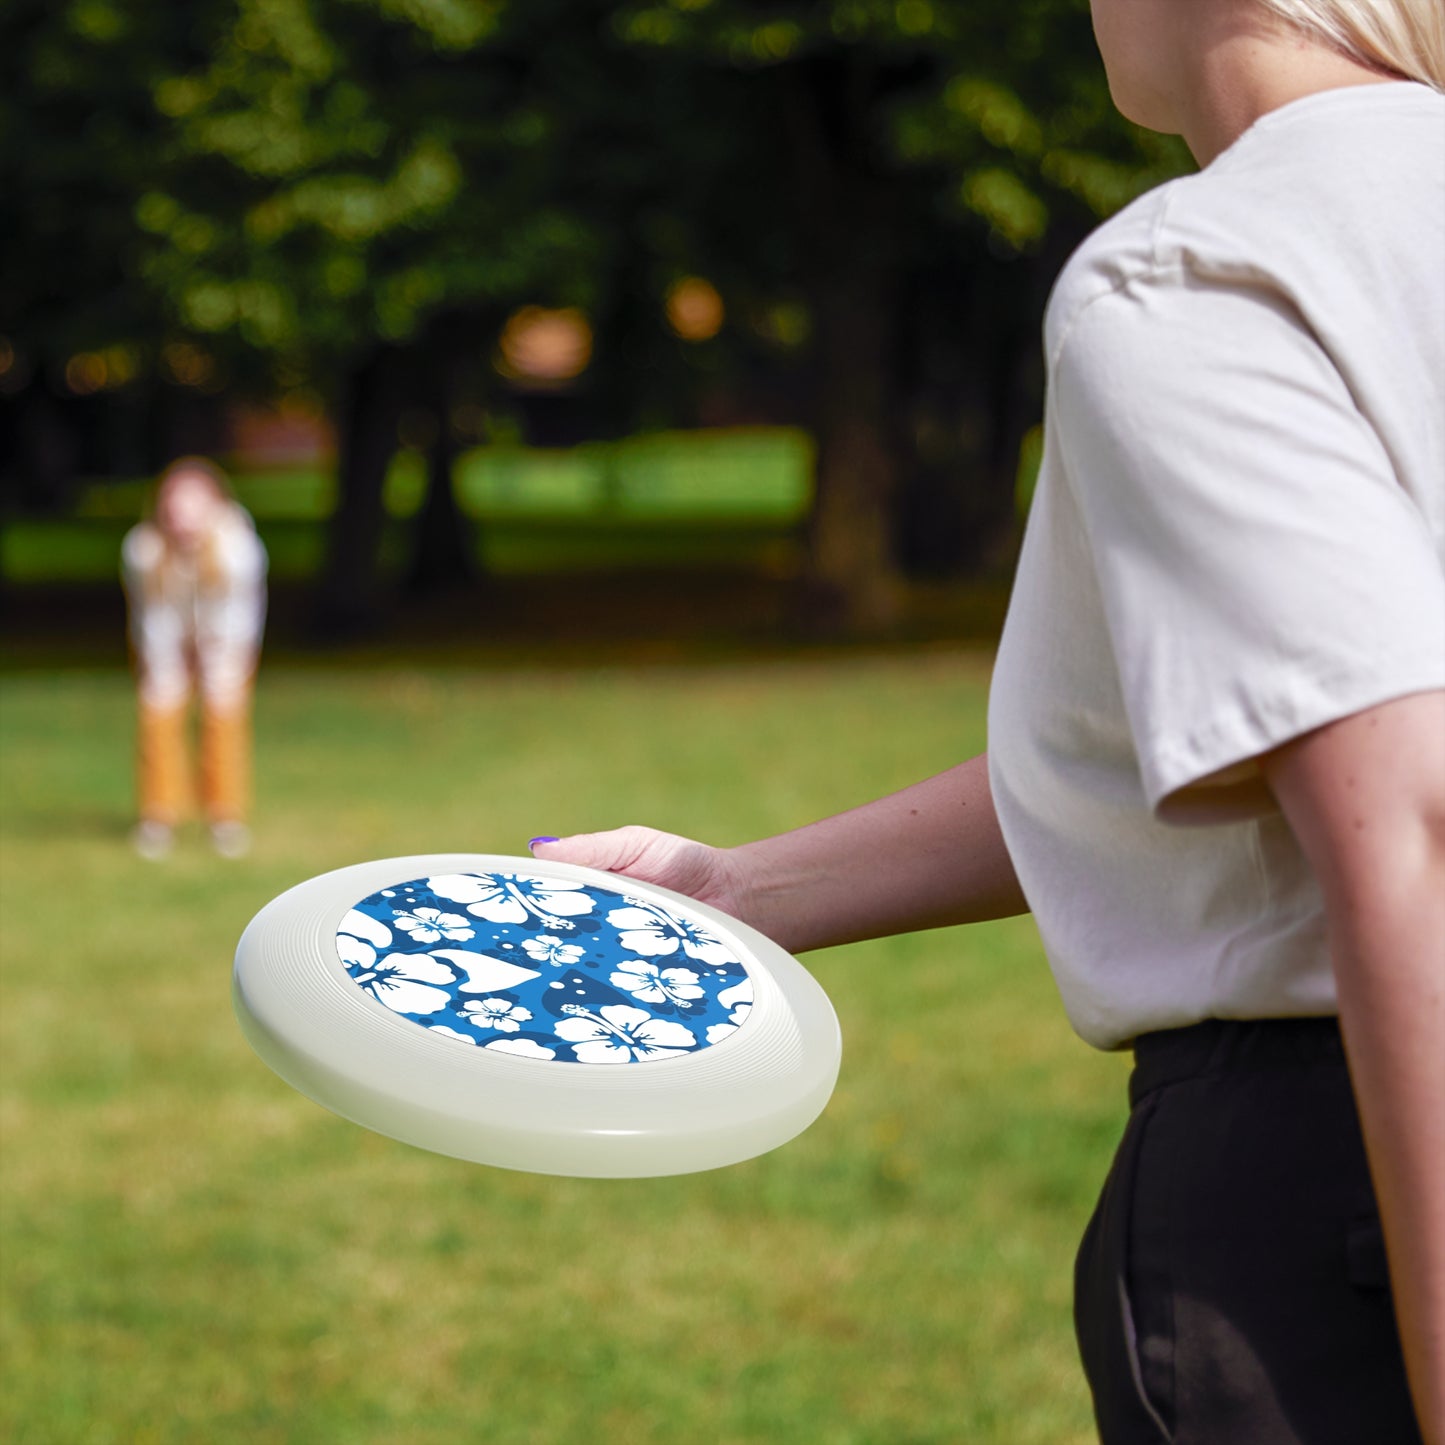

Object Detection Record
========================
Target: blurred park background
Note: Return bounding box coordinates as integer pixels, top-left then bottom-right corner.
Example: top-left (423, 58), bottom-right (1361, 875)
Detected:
top-left (0, 1), bottom-right (1189, 1440)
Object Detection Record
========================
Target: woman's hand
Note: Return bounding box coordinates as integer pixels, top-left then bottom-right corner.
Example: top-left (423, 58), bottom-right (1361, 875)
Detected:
top-left (530, 827), bottom-right (756, 921)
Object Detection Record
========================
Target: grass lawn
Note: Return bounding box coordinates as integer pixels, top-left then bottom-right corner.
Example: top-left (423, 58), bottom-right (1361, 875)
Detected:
top-left (0, 653), bottom-right (1127, 1444)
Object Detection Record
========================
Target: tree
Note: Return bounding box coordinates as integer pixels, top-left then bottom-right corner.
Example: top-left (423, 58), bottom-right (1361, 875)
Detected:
top-left (3, 0), bottom-right (1189, 634)
top-left (0, 0), bottom-right (225, 507)
top-left (122, 0), bottom-right (613, 631)
top-left (605, 0), bottom-right (1191, 627)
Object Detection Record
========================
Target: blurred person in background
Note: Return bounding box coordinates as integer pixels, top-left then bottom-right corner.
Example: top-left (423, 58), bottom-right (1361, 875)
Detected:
top-left (122, 457), bottom-right (267, 860)
top-left (533, 0), bottom-right (1445, 1441)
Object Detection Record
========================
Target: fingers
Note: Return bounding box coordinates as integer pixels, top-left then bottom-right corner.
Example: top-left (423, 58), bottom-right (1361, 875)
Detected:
top-left (529, 826), bottom-right (746, 920)
top-left (529, 825), bottom-right (720, 895)
top-left (529, 826), bottom-right (656, 875)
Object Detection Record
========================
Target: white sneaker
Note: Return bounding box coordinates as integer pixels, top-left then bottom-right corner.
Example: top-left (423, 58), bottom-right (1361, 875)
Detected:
top-left (210, 821), bottom-right (252, 859)
top-left (132, 820), bottom-right (174, 861)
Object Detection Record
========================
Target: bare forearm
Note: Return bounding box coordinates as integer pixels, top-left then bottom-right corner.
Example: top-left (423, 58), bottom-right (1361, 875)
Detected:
top-left (1265, 693), bottom-right (1445, 1443)
top-left (1331, 858), bottom-right (1445, 1445)
top-left (726, 752), bottom-right (1027, 954)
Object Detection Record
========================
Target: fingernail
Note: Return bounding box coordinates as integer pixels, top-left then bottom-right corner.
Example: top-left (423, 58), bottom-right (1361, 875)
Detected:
top-left (528, 836), bottom-right (559, 851)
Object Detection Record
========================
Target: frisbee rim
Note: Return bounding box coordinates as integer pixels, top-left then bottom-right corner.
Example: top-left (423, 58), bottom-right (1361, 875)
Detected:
top-left (233, 853), bottom-right (841, 1177)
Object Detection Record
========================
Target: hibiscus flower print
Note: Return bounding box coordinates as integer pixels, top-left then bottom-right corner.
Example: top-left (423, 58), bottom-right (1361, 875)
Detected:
top-left (521, 934), bottom-right (584, 968)
top-left (484, 1038), bottom-right (557, 1060)
top-left (609, 959), bottom-right (705, 1008)
top-left (353, 953), bottom-right (456, 1016)
top-left (458, 998), bottom-right (533, 1034)
top-left (428, 873), bottom-right (597, 930)
top-left (705, 979), bottom-right (755, 1044)
top-left (429, 1025), bottom-right (477, 1044)
top-left (337, 932), bottom-right (379, 971)
top-left (341, 873), bottom-right (754, 1065)
top-left (339, 910), bottom-right (392, 949)
top-left (392, 907), bottom-right (474, 944)
top-left (606, 900), bottom-right (738, 966)
top-left (553, 1004), bottom-right (698, 1064)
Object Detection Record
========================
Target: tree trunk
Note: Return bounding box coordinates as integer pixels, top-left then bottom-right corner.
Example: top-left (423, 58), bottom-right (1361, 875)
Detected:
top-left (404, 355), bottom-right (475, 597)
top-left (891, 236), bottom-right (1056, 581)
top-left (780, 58), bottom-right (907, 635)
top-left (5, 381), bottom-right (81, 514)
top-left (313, 345), bottom-right (404, 641)
top-left (804, 270), bottom-right (905, 632)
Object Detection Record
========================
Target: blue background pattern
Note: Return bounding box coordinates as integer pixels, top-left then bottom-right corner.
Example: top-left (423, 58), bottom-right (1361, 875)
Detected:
top-left (336, 872), bottom-right (754, 1064)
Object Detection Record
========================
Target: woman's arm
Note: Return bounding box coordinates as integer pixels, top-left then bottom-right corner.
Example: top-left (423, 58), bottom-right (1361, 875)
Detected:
top-left (532, 752), bottom-right (1028, 954)
top-left (1262, 690), bottom-right (1445, 1445)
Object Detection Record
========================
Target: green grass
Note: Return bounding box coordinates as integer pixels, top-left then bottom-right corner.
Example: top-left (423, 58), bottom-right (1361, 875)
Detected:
top-left (0, 655), bottom-right (1127, 1444)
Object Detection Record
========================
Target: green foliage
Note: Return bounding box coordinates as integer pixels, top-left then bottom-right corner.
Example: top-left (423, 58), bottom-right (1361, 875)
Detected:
top-left (607, 0), bottom-right (1189, 249)
top-left (4, 0), bottom-right (1190, 613)
top-left (0, 1), bottom-right (184, 362)
top-left (2, 0), bottom-right (1190, 385)
top-left (0, 658), bottom-right (1128, 1443)
top-left (125, 0), bottom-right (607, 371)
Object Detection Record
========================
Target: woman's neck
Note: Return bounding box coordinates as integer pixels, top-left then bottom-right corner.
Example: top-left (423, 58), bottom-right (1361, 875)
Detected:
top-left (1178, 9), bottom-right (1402, 166)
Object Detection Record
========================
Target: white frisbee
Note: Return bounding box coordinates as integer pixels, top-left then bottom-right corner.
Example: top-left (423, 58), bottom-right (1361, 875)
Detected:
top-left (232, 854), bottom-right (841, 1177)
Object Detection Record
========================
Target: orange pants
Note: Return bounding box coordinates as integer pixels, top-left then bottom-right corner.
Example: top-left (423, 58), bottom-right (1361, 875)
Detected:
top-left (137, 692), bottom-right (252, 826)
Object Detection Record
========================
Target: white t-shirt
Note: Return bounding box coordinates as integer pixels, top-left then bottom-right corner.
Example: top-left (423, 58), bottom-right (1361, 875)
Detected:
top-left (988, 82), bottom-right (1445, 1051)
top-left (122, 502), bottom-right (268, 709)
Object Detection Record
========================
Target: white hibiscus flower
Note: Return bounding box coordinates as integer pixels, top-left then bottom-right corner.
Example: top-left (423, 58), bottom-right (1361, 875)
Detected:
top-left (521, 934), bottom-right (585, 967)
top-left (427, 873), bottom-right (596, 930)
top-left (458, 998), bottom-right (533, 1033)
top-left (553, 1004), bottom-right (698, 1064)
top-left (393, 907), bottom-right (474, 944)
top-left (339, 910), bottom-right (393, 948)
top-left (337, 932), bottom-right (378, 970)
top-left (429, 1025), bottom-right (477, 1044)
top-left (429, 950), bottom-right (541, 995)
top-left (609, 959), bottom-right (705, 1007)
top-left (606, 900), bottom-right (738, 966)
top-left (484, 1038), bottom-right (557, 1060)
top-left (353, 952), bottom-right (456, 1015)
top-left (705, 979), bottom-right (755, 1044)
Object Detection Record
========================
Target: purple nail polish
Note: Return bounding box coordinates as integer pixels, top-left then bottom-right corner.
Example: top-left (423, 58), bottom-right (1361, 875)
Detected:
top-left (528, 836), bottom-right (559, 850)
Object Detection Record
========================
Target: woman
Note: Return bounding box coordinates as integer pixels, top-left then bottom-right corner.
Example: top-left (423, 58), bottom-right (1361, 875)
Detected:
top-left (530, 2), bottom-right (1444, 1440)
top-left (122, 457), bottom-right (267, 860)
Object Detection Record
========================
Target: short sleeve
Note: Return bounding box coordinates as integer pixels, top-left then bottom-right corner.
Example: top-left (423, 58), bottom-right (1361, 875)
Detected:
top-left (1053, 274), bottom-right (1445, 822)
top-left (215, 506), bottom-right (268, 584)
top-left (120, 523), bottom-right (162, 590)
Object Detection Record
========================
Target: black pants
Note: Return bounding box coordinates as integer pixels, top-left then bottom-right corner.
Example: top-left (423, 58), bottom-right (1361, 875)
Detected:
top-left (1074, 1018), bottom-right (1422, 1445)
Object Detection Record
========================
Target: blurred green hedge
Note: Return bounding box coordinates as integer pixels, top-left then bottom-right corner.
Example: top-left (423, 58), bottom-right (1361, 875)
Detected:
top-left (2, 428), bottom-right (815, 583)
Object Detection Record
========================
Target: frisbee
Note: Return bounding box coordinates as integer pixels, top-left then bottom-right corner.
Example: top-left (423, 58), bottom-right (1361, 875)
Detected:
top-left (232, 854), bottom-right (841, 1177)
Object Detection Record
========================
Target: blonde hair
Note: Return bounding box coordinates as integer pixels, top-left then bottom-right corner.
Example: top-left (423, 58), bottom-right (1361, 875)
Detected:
top-left (1258, 0), bottom-right (1445, 89)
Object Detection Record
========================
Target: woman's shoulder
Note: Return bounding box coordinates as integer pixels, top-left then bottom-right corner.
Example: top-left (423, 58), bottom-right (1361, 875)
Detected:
top-left (212, 503), bottom-right (268, 575)
top-left (1045, 83), bottom-right (1445, 367)
top-left (121, 521), bottom-right (165, 574)
top-left (1043, 183), bottom-right (1184, 363)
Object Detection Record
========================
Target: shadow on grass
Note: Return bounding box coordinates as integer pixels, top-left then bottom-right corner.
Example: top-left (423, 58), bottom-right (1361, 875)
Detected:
top-left (1, 571), bottom-right (1013, 674)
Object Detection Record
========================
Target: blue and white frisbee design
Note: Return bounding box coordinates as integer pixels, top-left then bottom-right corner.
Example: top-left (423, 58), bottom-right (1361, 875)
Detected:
top-left (233, 854), bottom-right (841, 1178)
top-left (338, 872), bottom-right (753, 1063)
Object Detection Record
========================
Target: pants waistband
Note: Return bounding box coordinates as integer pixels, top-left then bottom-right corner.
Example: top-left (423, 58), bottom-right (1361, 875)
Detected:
top-left (1129, 1016), bottom-right (1344, 1108)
